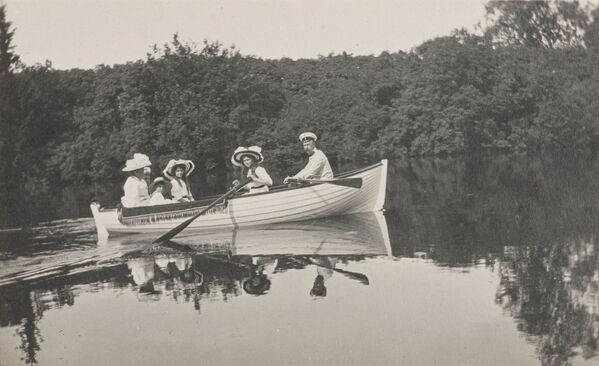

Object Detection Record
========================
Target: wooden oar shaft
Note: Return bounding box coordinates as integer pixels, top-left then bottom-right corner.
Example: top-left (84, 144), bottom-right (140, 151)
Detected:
top-left (291, 257), bottom-right (370, 285)
top-left (153, 177), bottom-right (251, 243)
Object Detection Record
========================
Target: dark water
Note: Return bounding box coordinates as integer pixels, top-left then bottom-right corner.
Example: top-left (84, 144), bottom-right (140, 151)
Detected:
top-left (0, 155), bottom-right (598, 366)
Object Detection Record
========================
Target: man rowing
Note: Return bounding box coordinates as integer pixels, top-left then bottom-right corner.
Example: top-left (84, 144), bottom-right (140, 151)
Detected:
top-left (284, 132), bottom-right (333, 184)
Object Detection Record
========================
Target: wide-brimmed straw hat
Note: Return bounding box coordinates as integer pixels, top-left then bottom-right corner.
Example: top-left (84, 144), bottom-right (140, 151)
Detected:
top-left (164, 159), bottom-right (195, 177)
top-left (299, 132), bottom-right (317, 143)
top-left (231, 146), bottom-right (264, 167)
top-left (149, 177), bottom-right (171, 193)
top-left (122, 153), bottom-right (152, 172)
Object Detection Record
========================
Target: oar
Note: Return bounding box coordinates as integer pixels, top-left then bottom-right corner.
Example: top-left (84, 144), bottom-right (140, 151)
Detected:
top-left (292, 257), bottom-right (369, 285)
top-left (153, 177), bottom-right (252, 243)
top-left (287, 177), bottom-right (362, 189)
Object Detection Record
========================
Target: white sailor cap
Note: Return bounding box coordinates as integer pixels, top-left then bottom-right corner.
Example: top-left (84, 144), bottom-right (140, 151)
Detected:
top-left (299, 132), bottom-right (317, 143)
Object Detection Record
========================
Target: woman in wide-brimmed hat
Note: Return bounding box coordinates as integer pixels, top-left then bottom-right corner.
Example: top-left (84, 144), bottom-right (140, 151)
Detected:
top-left (231, 146), bottom-right (273, 194)
top-left (163, 159), bottom-right (195, 202)
top-left (121, 153), bottom-right (152, 207)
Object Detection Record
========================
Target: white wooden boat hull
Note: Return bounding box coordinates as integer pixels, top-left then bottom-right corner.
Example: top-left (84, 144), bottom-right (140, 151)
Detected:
top-left (91, 160), bottom-right (388, 237)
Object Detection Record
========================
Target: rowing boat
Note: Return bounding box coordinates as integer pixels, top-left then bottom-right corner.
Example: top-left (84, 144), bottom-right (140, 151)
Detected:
top-left (91, 159), bottom-right (388, 238)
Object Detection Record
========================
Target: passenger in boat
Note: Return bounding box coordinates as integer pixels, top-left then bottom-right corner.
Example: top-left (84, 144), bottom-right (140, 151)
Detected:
top-left (149, 177), bottom-right (173, 205)
top-left (283, 132), bottom-right (333, 184)
top-left (163, 159), bottom-right (195, 202)
top-left (121, 153), bottom-right (152, 207)
top-left (231, 146), bottom-right (273, 194)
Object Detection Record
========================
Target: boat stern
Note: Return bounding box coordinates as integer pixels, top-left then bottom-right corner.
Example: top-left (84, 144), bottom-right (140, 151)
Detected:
top-left (374, 159), bottom-right (388, 211)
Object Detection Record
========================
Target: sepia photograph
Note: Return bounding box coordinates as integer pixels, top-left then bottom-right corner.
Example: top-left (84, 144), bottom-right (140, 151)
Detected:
top-left (0, 0), bottom-right (598, 365)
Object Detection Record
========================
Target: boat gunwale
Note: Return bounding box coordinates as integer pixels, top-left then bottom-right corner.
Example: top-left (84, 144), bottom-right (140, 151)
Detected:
top-left (228, 160), bottom-right (383, 200)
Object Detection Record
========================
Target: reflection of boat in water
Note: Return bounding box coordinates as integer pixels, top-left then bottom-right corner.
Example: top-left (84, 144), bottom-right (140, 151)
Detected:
top-left (91, 160), bottom-right (387, 237)
top-left (120, 213), bottom-right (390, 298)
top-left (0, 212), bottom-right (390, 289)
top-left (109, 211), bottom-right (392, 257)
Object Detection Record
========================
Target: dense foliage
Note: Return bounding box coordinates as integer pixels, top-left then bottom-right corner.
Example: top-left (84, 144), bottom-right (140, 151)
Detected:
top-left (1, 1), bottom-right (599, 226)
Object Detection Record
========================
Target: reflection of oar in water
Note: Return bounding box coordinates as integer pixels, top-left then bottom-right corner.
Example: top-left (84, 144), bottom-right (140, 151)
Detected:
top-left (159, 240), bottom-right (255, 270)
top-left (292, 257), bottom-right (370, 285)
top-left (159, 242), bottom-right (368, 285)
top-left (286, 177), bottom-right (362, 189)
top-left (153, 177), bottom-right (252, 243)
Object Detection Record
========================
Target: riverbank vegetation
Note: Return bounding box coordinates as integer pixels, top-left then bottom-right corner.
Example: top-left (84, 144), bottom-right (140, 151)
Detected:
top-left (1, 1), bottom-right (599, 225)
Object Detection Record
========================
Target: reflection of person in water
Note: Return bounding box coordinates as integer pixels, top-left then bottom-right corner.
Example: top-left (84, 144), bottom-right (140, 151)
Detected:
top-left (310, 275), bottom-right (327, 297)
top-left (241, 256), bottom-right (276, 296)
top-left (154, 254), bottom-right (203, 301)
top-left (243, 272), bottom-right (271, 295)
top-left (309, 257), bottom-right (338, 298)
top-left (127, 257), bottom-right (160, 294)
top-left (154, 255), bottom-right (194, 281)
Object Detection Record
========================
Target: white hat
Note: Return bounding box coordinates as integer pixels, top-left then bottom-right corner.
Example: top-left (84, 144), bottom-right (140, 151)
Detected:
top-left (299, 132), bottom-right (317, 142)
top-left (231, 146), bottom-right (264, 167)
top-left (122, 153), bottom-right (152, 172)
top-left (149, 177), bottom-right (171, 193)
top-left (163, 159), bottom-right (195, 177)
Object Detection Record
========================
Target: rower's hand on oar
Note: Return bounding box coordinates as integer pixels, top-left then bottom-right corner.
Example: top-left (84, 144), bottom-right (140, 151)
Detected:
top-left (284, 177), bottom-right (303, 188)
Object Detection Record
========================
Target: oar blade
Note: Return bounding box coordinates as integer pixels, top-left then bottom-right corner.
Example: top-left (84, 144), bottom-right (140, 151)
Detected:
top-left (153, 215), bottom-right (197, 243)
top-left (338, 270), bottom-right (369, 285)
top-left (332, 178), bottom-right (362, 189)
top-left (289, 177), bottom-right (363, 189)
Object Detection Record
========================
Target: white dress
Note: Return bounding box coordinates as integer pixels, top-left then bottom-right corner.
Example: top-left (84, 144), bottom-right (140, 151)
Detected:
top-left (150, 192), bottom-right (173, 205)
top-left (121, 176), bottom-right (151, 207)
top-left (244, 166), bottom-right (273, 194)
top-left (170, 178), bottom-right (193, 202)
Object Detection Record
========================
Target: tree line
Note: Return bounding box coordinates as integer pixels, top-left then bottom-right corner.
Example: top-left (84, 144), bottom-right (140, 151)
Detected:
top-left (1, 1), bottom-right (599, 226)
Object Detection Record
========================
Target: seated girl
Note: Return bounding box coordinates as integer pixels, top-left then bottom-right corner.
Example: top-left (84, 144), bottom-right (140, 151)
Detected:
top-left (231, 146), bottom-right (273, 194)
top-left (163, 159), bottom-right (195, 202)
top-left (149, 177), bottom-right (173, 205)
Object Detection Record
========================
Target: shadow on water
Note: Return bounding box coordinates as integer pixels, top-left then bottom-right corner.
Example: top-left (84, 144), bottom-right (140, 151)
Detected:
top-left (0, 154), bottom-right (598, 365)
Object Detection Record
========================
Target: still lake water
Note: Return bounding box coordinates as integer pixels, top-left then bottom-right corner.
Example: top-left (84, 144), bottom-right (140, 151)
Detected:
top-left (0, 155), bottom-right (598, 366)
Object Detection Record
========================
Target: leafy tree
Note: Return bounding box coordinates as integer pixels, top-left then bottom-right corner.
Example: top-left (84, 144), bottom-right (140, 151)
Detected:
top-left (0, 4), bottom-right (19, 77)
top-left (0, 4), bottom-right (21, 226)
top-left (484, 0), bottom-right (590, 48)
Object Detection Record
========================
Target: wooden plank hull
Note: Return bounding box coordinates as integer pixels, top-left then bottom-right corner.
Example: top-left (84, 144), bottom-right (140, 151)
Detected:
top-left (91, 159), bottom-right (388, 237)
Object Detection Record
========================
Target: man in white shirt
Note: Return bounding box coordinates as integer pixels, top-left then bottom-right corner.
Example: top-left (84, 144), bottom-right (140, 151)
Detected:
top-left (284, 132), bottom-right (334, 183)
